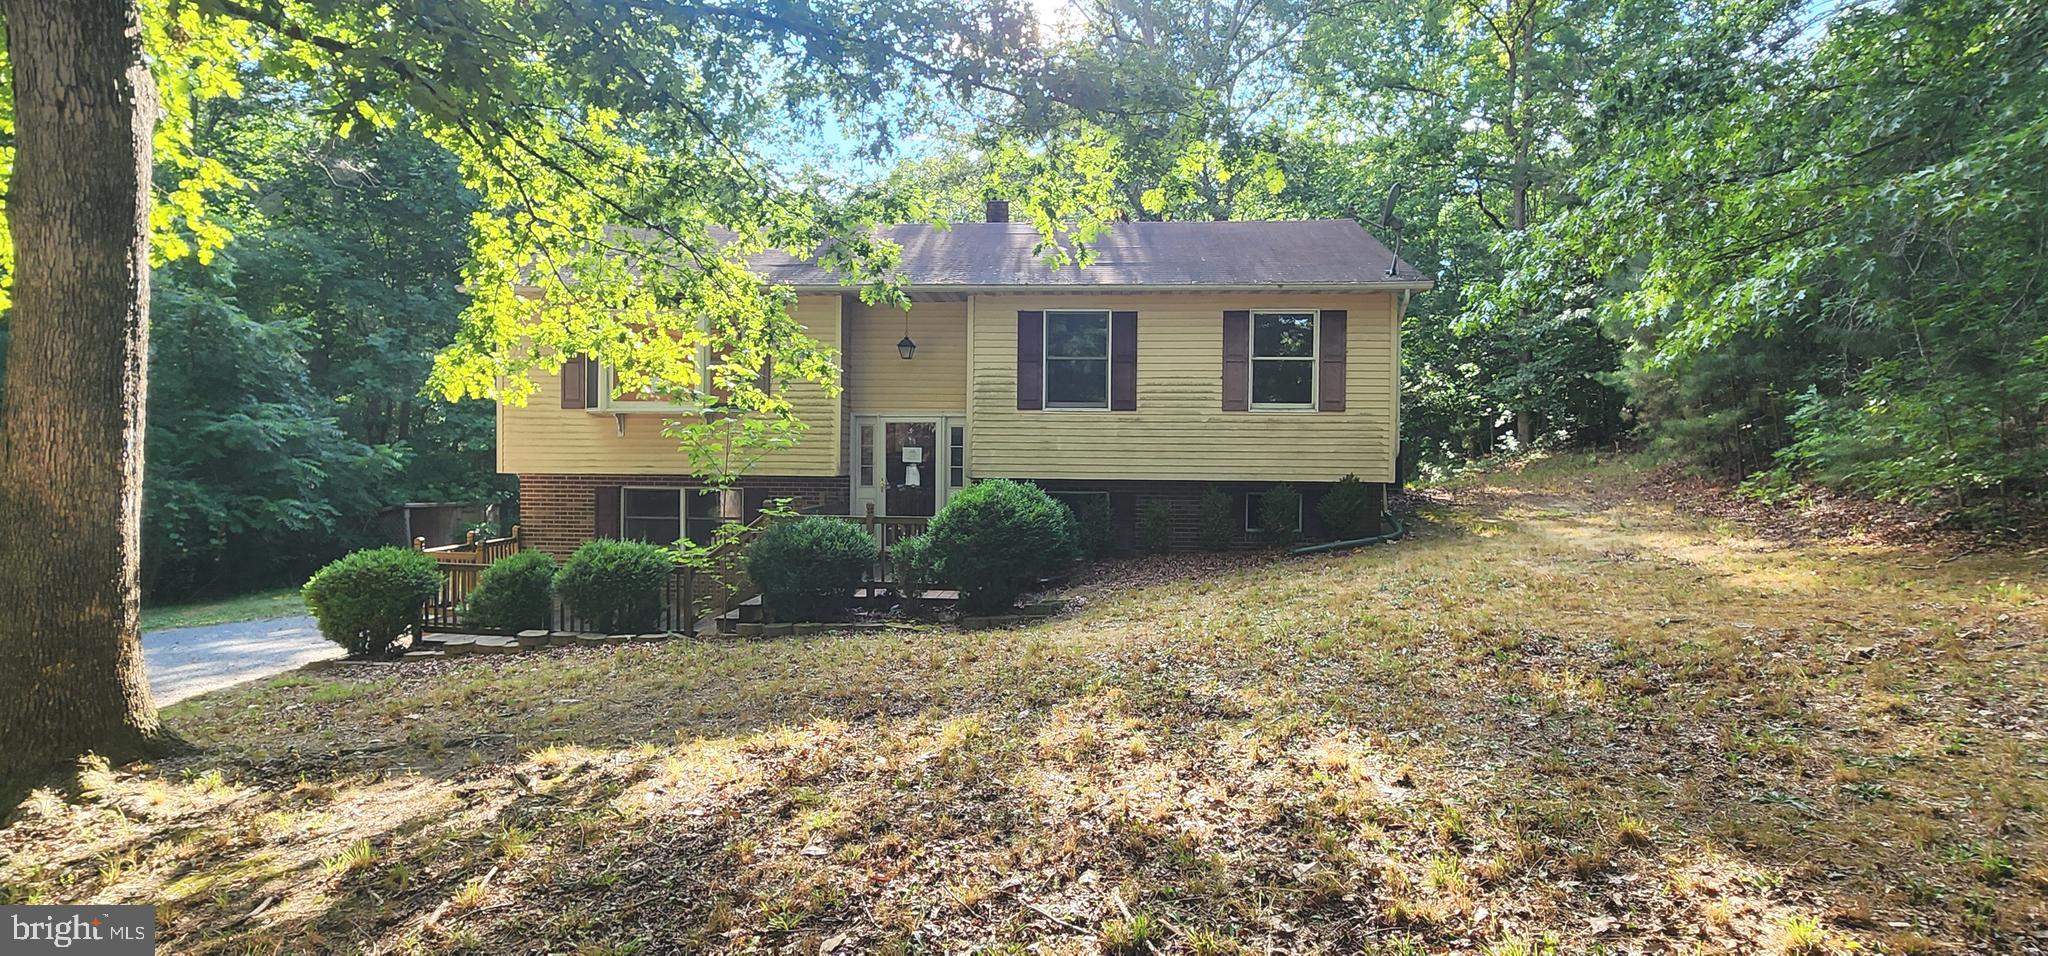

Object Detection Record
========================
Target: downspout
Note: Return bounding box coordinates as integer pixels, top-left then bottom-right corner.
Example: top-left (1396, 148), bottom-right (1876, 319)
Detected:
top-left (1289, 511), bottom-right (1406, 556)
top-left (1293, 288), bottom-right (1418, 558)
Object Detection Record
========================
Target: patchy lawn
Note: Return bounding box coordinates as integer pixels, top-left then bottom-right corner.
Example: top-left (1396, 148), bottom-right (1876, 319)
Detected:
top-left (5, 456), bottom-right (2044, 954)
top-left (141, 587), bottom-right (306, 632)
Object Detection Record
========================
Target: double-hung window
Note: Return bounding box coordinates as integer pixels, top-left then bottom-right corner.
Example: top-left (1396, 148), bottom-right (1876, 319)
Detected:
top-left (1250, 311), bottom-right (1317, 408)
top-left (1044, 310), bottom-right (1111, 409)
top-left (621, 488), bottom-right (724, 547)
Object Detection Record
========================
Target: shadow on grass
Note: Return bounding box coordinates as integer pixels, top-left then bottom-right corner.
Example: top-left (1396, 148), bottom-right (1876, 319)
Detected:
top-left (4, 495), bottom-right (2043, 952)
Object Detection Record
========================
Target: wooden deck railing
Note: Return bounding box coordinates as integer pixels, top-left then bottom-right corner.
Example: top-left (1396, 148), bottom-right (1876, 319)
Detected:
top-left (821, 505), bottom-right (930, 587)
top-left (417, 516), bottom-right (776, 636)
top-left (419, 527), bottom-right (522, 564)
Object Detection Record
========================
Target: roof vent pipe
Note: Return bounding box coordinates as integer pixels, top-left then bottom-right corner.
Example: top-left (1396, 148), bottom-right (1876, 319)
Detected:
top-left (985, 199), bottom-right (1010, 223)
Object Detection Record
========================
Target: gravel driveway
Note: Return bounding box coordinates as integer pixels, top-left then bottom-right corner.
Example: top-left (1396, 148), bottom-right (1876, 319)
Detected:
top-left (142, 616), bottom-right (342, 705)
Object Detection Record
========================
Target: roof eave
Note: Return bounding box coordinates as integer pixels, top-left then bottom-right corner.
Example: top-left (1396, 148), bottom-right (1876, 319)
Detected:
top-left (775, 279), bottom-right (1438, 295)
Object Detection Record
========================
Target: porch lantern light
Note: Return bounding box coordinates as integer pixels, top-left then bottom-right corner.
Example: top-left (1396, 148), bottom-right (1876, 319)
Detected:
top-left (898, 310), bottom-right (916, 359)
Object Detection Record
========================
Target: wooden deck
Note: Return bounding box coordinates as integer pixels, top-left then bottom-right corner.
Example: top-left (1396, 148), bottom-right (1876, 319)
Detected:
top-left (416, 509), bottom-right (941, 637)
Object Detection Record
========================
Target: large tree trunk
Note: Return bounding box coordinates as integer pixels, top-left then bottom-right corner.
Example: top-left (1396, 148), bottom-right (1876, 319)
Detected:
top-left (0, 0), bottom-right (167, 787)
top-left (1507, 0), bottom-right (1537, 449)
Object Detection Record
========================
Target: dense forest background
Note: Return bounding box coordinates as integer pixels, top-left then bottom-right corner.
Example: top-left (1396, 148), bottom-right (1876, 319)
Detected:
top-left (0, 0), bottom-right (2041, 601)
top-left (5, 80), bottom-right (501, 599)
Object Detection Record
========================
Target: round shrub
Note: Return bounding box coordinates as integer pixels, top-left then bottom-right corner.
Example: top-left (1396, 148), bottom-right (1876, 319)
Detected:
top-left (1058, 493), bottom-right (1113, 560)
top-left (890, 533), bottom-right (942, 587)
top-left (555, 539), bottom-right (672, 633)
top-left (302, 547), bottom-right (442, 658)
top-left (1136, 499), bottom-right (1175, 553)
top-left (888, 533), bottom-right (947, 616)
top-left (746, 516), bottom-right (878, 622)
top-left (464, 551), bottom-right (557, 631)
top-left (1316, 474), bottom-right (1383, 540)
top-left (1257, 483), bottom-right (1303, 546)
top-left (1195, 485), bottom-right (1235, 551)
top-left (926, 479), bottom-right (1077, 614)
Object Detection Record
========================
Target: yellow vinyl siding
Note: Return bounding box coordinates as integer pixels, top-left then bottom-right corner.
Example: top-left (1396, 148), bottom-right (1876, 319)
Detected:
top-left (845, 299), bottom-right (968, 413)
top-left (497, 295), bottom-right (843, 476)
top-left (968, 292), bottom-right (1397, 482)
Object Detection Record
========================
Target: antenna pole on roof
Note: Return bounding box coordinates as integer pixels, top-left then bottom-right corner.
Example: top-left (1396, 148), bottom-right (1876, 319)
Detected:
top-left (1377, 182), bottom-right (1407, 278)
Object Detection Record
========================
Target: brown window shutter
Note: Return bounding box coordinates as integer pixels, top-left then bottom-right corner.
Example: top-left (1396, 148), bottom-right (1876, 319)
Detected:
top-left (1318, 310), bottom-right (1347, 411)
top-left (1017, 311), bottom-right (1044, 410)
top-left (1221, 311), bottom-right (1250, 411)
top-left (593, 485), bottom-right (621, 538)
top-left (709, 351), bottom-right (731, 406)
top-left (757, 354), bottom-right (774, 395)
top-left (561, 356), bottom-right (589, 409)
top-left (1110, 311), bottom-right (1138, 411)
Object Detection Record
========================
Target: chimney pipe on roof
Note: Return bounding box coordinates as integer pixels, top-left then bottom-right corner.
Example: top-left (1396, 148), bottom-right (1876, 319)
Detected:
top-left (985, 199), bottom-right (1010, 223)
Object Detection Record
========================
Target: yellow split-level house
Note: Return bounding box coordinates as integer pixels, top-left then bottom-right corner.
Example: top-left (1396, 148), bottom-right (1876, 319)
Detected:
top-left (499, 203), bottom-right (1430, 555)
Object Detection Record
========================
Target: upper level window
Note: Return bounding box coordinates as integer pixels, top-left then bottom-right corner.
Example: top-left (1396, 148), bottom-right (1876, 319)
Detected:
top-left (1251, 311), bottom-right (1316, 408)
top-left (591, 316), bottom-right (736, 413)
top-left (599, 344), bottom-right (718, 412)
top-left (1044, 310), bottom-right (1110, 409)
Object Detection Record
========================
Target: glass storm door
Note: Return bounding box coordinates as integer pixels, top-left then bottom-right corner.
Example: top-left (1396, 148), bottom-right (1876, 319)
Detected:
top-left (884, 421), bottom-right (939, 517)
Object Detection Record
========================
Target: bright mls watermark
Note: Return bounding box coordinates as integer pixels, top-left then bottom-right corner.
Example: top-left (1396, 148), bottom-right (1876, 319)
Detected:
top-left (4, 905), bottom-right (154, 953)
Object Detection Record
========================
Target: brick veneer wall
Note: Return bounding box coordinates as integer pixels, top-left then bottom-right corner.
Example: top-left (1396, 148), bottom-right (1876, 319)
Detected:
top-left (517, 474), bottom-right (850, 557)
top-left (1028, 478), bottom-right (1387, 552)
top-left (519, 473), bottom-right (1385, 556)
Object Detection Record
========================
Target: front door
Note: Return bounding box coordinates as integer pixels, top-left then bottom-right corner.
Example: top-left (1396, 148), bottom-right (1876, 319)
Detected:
top-left (884, 421), bottom-right (939, 517)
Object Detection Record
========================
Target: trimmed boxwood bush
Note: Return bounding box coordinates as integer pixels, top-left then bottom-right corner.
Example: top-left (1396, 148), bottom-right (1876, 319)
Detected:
top-left (465, 551), bottom-right (557, 631)
top-left (1056, 493), bottom-right (1113, 560)
top-left (927, 479), bottom-right (1078, 614)
top-left (1257, 483), bottom-right (1303, 546)
top-left (1136, 499), bottom-right (1175, 553)
top-left (302, 547), bottom-right (442, 658)
top-left (1317, 474), bottom-right (1382, 540)
top-left (746, 516), bottom-right (878, 622)
top-left (1195, 485), bottom-right (1235, 551)
top-left (891, 533), bottom-right (942, 587)
top-left (888, 533), bottom-right (944, 616)
top-left (555, 539), bottom-right (672, 633)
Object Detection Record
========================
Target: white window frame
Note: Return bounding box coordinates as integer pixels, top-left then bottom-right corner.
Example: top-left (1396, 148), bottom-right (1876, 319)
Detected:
top-left (947, 422), bottom-right (967, 488)
top-left (620, 487), bottom-right (728, 546)
top-left (1043, 309), bottom-right (1113, 410)
top-left (858, 422), bottom-right (877, 487)
top-left (595, 344), bottom-right (717, 414)
top-left (1243, 490), bottom-right (1304, 533)
top-left (1249, 310), bottom-right (1319, 410)
top-left (591, 316), bottom-right (723, 413)
top-left (849, 413), bottom-right (965, 517)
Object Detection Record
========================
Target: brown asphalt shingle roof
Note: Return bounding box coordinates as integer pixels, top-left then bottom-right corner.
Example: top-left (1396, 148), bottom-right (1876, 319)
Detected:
top-left (750, 219), bottom-right (1429, 290)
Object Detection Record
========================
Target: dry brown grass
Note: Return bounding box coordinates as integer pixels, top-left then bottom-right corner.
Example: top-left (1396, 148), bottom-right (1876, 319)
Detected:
top-left (3, 453), bottom-right (2043, 953)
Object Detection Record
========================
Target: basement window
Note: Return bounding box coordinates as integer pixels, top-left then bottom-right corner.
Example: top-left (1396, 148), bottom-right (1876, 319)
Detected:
top-left (1243, 491), bottom-right (1304, 533)
top-left (622, 488), bottom-right (724, 547)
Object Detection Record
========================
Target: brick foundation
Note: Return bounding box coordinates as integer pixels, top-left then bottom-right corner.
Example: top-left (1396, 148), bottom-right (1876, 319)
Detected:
top-left (1026, 478), bottom-right (1387, 552)
top-left (517, 472), bottom-right (1385, 556)
top-left (516, 474), bottom-right (849, 557)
